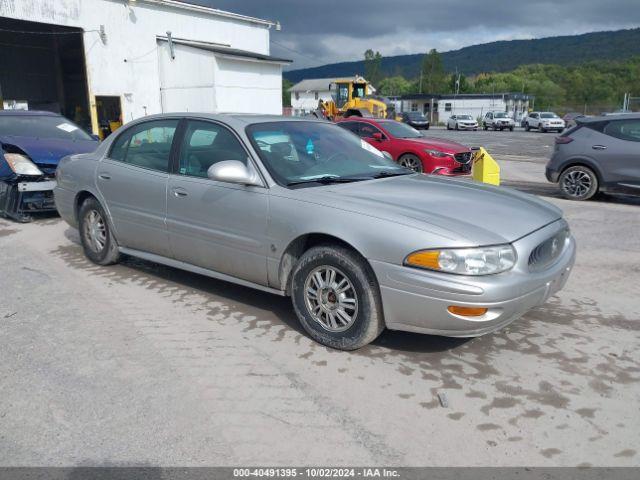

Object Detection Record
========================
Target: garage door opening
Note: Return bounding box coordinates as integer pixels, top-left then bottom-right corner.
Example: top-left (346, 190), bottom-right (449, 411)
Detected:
top-left (0, 17), bottom-right (91, 131)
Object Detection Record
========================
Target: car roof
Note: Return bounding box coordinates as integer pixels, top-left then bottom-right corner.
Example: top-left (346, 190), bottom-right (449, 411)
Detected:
top-left (580, 113), bottom-right (640, 122)
top-left (121, 112), bottom-right (328, 129)
top-left (0, 110), bottom-right (60, 117)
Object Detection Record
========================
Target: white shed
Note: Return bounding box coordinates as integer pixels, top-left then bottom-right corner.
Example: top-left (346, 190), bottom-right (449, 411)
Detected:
top-left (0, 0), bottom-right (290, 136)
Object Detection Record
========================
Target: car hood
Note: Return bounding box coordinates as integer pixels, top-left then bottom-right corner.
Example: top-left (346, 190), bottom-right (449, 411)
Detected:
top-left (401, 136), bottom-right (469, 153)
top-left (0, 135), bottom-right (98, 167)
top-left (295, 175), bottom-right (562, 245)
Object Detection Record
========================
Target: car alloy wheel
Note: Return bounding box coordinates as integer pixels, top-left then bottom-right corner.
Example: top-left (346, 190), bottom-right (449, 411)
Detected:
top-left (562, 170), bottom-right (591, 197)
top-left (398, 154), bottom-right (423, 172)
top-left (83, 209), bottom-right (107, 253)
top-left (304, 265), bottom-right (358, 332)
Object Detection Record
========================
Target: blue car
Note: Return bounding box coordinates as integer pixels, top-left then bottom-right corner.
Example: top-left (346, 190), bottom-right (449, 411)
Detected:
top-left (0, 110), bottom-right (98, 222)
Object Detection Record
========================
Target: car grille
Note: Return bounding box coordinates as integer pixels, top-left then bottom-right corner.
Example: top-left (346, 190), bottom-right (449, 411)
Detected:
top-left (528, 229), bottom-right (570, 272)
top-left (454, 152), bottom-right (472, 164)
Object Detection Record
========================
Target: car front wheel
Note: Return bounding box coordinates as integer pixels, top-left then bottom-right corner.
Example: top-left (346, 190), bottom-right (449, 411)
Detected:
top-left (559, 165), bottom-right (598, 201)
top-left (291, 245), bottom-right (385, 350)
top-left (398, 154), bottom-right (424, 172)
top-left (79, 197), bottom-right (121, 265)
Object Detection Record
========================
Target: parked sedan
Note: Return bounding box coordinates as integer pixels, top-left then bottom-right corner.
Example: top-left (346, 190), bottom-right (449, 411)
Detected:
top-left (338, 117), bottom-right (472, 175)
top-left (55, 114), bottom-right (575, 350)
top-left (447, 115), bottom-right (478, 130)
top-left (0, 110), bottom-right (98, 222)
top-left (546, 113), bottom-right (640, 200)
top-left (400, 111), bottom-right (430, 130)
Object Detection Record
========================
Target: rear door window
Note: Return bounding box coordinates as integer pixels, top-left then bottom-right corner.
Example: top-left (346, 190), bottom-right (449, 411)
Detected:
top-left (604, 120), bottom-right (640, 142)
top-left (108, 119), bottom-right (179, 172)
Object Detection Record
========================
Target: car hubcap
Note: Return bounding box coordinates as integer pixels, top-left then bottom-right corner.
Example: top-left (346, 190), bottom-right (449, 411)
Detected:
top-left (304, 266), bottom-right (358, 332)
top-left (84, 210), bottom-right (107, 252)
top-left (400, 156), bottom-right (422, 172)
top-left (562, 171), bottom-right (592, 197)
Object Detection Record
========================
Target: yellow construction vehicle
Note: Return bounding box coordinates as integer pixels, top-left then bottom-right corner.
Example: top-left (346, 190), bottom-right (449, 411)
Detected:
top-left (319, 76), bottom-right (389, 120)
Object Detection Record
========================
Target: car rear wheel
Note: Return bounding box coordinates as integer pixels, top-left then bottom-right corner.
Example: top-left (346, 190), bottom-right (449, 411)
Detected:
top-left (291, 245), bottom-right (384, 350)
top-left (398, 154), bottom-right (423, 173)
top-left (559, 165), bottom-right (598, 201)
top-left (79, 197), bottom-right (120, 265)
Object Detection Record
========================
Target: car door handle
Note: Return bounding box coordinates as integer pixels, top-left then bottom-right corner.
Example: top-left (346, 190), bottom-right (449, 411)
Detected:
top-left (592, 145), bottom-right (607, 150)
top-left (172, 187), bottom-right (188, 198)
top-left (98, 173), bottom-right (111, 180)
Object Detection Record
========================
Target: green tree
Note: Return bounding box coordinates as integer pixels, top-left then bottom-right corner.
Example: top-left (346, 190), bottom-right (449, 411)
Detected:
top-left (282, 78), bottom-right (293, 107)
top-left (364, 49), bottom-right (383, 88)
top-left (378, 76), bottom-right (411, 96)
top-left (420, 49), bottom-right (447, 93)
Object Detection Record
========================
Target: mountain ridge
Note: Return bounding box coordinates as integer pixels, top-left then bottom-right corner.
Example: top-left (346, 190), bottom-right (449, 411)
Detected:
top-left (283, 28), bottom-right (640, 83)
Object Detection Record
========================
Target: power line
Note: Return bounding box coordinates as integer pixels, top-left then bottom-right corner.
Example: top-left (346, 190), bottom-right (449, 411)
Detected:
top-left (271, 40), bottom-right (319, 63)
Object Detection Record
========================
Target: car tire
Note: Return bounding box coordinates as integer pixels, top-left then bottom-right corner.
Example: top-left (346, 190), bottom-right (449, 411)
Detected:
top-left (398, 154), bottom-right (424, 173)
top-left (78, 197), bottom-right (120, 265)
top-left (455, 123), bottom-right (459, 130)
top-left (559, 165), bottom-right (599, 201)
top-left (509, 126), bottom-right (514, 131)
top-left (291, 245), bottom-right (385, 350)
top-left (447, 124), bottom-right (451, 130)
top-left (541, 127), bottom-right (547, 133)
top-left (525, 123), bottom-right (530, 131)
top-left (425, 125), bottom-right (429, 130)
top-left (483, 124), bottom-right (488, 131)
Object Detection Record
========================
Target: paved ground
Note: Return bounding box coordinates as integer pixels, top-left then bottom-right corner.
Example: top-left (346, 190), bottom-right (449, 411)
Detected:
top-left (1, 130), bottom-right (639, 467)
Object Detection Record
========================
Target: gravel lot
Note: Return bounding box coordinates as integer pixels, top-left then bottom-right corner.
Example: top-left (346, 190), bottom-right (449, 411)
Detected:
top-left (1, 129), bottom-right (639, 467)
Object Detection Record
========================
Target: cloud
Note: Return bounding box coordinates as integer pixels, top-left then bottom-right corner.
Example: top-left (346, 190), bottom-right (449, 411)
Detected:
top-left (187, 0), bottom-right (640, 68)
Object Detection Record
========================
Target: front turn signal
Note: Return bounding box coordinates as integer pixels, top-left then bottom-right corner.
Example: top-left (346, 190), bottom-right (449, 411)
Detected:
top-left (405, 250), bottom-right (441, 270)
top-left (447, 306), bottom-right (488, 317)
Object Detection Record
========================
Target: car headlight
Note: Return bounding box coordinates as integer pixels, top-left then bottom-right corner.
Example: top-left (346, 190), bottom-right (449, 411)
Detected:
top-left (405, 245), bottom-right (517, 275)
top-left (3, 153), bottom-right (42, 176)
top-left (425, 149), bottom-right (450, 158)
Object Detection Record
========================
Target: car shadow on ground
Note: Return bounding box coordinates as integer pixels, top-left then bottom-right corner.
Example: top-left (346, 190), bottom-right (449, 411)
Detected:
top-left (502, 180), bottom-right (640, 206)
top-left (59, 226), bottom-right (471, 354)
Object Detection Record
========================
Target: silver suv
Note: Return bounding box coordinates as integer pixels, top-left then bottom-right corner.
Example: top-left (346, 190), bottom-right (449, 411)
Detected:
top-left (546, 114), bottom-right (640, 200)
top-left (525, 112), bottom-right (565, 133)
top-left (482, 111), bottom-right (515, 131)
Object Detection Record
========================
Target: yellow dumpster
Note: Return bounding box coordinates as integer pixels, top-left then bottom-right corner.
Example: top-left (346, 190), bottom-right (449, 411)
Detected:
top-left (471, 147), bottom-right (500, 186)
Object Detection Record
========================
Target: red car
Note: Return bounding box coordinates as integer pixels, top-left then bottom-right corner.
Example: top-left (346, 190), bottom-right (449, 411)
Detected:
top-left (337, 117), bottom-right (472, 175)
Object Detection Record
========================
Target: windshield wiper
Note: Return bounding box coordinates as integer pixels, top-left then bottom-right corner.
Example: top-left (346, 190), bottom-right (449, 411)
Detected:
top-left (370, 170), bottom-right (414, 179)
top-left (286, 176), bottom-right (368, 186)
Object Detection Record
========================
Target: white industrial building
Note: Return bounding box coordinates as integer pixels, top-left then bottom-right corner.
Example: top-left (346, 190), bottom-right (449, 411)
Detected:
top-left (399, 93), bottom-right (533, 124)
top-left (289, 76), bottom-right (376, 116)
top-left (0, 0), bottom-right (290, 136)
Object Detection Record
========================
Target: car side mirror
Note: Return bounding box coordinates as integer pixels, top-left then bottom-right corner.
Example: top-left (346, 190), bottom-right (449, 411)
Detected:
top-left (372, 132), bottom-right (384, 141)
top-left (207, 160), bottom-right (262, 186)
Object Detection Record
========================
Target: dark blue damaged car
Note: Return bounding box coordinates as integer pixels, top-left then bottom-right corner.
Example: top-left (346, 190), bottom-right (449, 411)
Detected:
top-left (0, 110), bottom-right (98, 222)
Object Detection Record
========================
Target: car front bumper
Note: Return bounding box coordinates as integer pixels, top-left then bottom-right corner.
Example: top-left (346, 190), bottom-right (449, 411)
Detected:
top-left (370, 220), bottom-right (576, 337)
top-left (0, 179), bottom-right (57, 222)
top-left (458, 124), bottom-right (478, 129)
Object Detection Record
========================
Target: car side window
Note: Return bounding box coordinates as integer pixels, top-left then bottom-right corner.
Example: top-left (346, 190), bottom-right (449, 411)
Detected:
top-left (338, 122), bottom-right (360, 135)
top-left (359, 123), bottom-right (383, 139)
top-left (604, 120), bottom-right (640, 142)
top-left (178, 120), bottom-right (247, 178)
top-left (108, 119), bottom-right (178, 172)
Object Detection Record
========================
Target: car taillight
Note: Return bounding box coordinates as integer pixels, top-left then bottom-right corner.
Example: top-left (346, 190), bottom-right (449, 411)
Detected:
top-left (555, 136), bottom-right (573, 144)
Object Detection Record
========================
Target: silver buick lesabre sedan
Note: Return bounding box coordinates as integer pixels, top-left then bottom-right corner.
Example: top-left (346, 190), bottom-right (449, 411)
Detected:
top-left (54, 114), bottom-right (575, 350)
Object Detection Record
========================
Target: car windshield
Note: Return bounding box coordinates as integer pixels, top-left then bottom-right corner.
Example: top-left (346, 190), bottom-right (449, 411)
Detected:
top-left (541, 113), bottom-right (558, 118)
top-left (0, 115), bottom-right (93, 141)
top-left (457, 115), bottom-right (472, 120)
top-left (246, 121), bottom-right (411, 187)
top-left (406, 112), bottom-right (425, 119)
top-left (379, 121), bottom-right (422, 138)
top-left (493, 112), bottom-right (509, 118)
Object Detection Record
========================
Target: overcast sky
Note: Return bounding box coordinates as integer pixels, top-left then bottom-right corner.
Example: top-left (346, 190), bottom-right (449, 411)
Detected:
top-left (190, 1), bottom-right (640, 70)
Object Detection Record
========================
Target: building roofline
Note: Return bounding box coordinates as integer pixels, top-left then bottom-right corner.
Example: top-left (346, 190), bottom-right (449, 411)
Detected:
top-left (138, 0), bottom-right (278, 27)
top-left (400, 92), bottom-right (534, 101)
top-left (157, 36), bottom-right (292, 63)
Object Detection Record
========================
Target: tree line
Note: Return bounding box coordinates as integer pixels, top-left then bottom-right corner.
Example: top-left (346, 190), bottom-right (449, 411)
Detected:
top-left (368, 49), bottom-right (640, 113)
